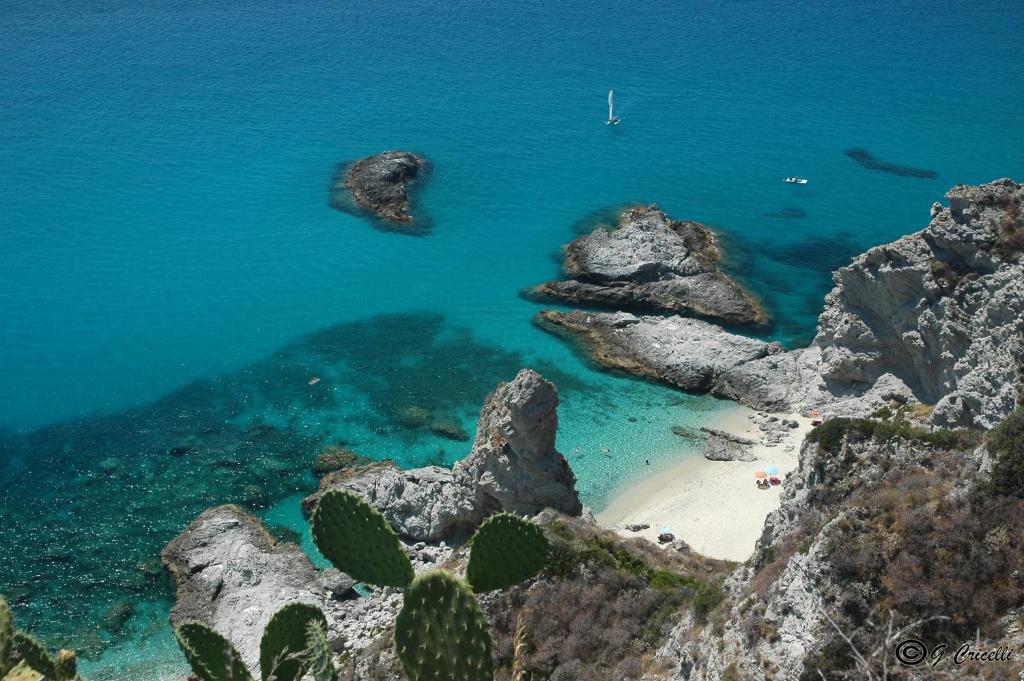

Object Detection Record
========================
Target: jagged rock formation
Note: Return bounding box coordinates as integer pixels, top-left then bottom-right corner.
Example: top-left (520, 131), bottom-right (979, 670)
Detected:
top-left (539, 180), bottom-right (1024, 429)
top-left (815, 179), bottom-right (1024, 429)
top-left (303, 369), bottom-right (582, 541)
top-left (330, 150), bottom-right (427, 232)
top-left (527, 205), bottom-right (769, 325)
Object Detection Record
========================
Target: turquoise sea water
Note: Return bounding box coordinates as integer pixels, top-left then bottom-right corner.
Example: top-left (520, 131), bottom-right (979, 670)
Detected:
top-left (1, 1), bottom-right (1022, 678)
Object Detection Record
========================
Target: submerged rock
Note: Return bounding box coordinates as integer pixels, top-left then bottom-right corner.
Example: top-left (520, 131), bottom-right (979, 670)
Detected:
top-left (539, 180), bottom-right (1024, 428)
top-left (311, 446), bottom-right (363, 475)
top-left (527, 205), bottom-right (768, 325)
top-left (427, 415), bottom-right (470, 441)
top-left (303, 369), bottom-right (582, 542)
top-left (330, 150), bottom-right (427, 232)
top-left (101, 601), bottom-right (135, 634)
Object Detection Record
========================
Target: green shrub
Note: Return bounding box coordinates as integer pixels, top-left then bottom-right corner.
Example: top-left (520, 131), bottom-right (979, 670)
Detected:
top-left (806, 417), bottom-right (981, 454)
top-left (691, 580), bottom-right (724, 623)
top-left (870, 406), bottom-right (893, 420)
top-left (979, 408), bottom-right (1024, 498)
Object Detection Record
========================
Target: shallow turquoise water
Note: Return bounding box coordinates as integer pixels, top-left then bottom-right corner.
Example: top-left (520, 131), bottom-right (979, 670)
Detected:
top-left (1, 1), bottom-right (1022, 678)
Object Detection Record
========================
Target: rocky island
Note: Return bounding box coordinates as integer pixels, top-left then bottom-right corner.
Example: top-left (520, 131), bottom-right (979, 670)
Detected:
top-left (527, 205), bottom-right (769, 326)
top-left (330, 150), bottom-right (428, 233)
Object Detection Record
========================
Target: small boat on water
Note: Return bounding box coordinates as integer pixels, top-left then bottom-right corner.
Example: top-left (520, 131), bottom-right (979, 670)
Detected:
top-left (784, 176), bottom-right (808, 184)
top-left (606, 90), bottom-right (621, 125)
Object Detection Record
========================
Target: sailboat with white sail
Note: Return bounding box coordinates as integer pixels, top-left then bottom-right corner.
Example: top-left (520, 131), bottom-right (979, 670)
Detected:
top-left (606, 90), bottom-right (621, 125)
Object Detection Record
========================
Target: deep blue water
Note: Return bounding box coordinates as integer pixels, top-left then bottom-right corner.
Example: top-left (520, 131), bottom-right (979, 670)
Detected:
top-left (1, 1), bottom-right (1022, 677)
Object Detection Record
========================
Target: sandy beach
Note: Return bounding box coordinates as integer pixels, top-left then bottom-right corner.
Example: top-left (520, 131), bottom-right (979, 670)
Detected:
top-left (597, 405), bottom-right (813, 562)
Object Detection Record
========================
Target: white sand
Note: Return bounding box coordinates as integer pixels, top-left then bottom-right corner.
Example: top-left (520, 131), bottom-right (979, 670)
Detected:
top-left (597, 405), bottom-right (814, 563)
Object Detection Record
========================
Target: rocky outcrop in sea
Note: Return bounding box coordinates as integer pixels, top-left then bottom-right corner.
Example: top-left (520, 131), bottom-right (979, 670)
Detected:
top-left (527, 205), bottom-right (769, 326)
top-left (539, 180), bottom-right (1024, 428)
top-left (330, 150), bottom-right (428, 233)
top-left (302, 368), bottom-right (582, 541)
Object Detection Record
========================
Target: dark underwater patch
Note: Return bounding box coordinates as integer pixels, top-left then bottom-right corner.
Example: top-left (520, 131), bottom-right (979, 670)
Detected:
top-left (844, 148), bottom-right (937, 179)
top-left (0, 311), bottom-right (591, 660)
top-left (568, 203), bottom-right (642, 235)
top-left (765, 206), bottom-right (806, 220)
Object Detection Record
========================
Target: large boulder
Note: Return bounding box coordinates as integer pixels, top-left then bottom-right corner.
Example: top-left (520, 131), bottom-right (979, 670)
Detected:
top-left (527, 205), bottom-right (769, 325)
top-left (161, 505), bottom-right (325, 672)
top-left (303, 369), bottom-right (583, 542)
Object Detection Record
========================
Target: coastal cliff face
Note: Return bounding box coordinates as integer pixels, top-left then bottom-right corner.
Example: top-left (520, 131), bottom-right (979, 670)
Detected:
top-left (538, 180), bottom-right (1024, 428)
top-left (528, 205), bottom-right (769, 326)
top-left (814, 179), bottom-right (1024, 429)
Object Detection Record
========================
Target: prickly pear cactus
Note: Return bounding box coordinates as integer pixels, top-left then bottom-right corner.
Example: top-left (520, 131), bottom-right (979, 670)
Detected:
top-left (303, 620), bottom-right (339, 681)
top-left (2, 661), bottom-right (43, 681)
top-left (0, 596), bottom-right (11, 677)
top-left (312, 489), bottom-right (414, 587)
top-left (466, 514), bottom-right (549, 592)
top-left (175, 622), bottom-right (254, 681)
top-left (395, 571), bottom-right (493, 681)
top-left (10, 633), bottom-right (55, 680)
top-left (259, 603), bottom-right (326, 681)
top-left (53, 650), bottom-right (77, 681)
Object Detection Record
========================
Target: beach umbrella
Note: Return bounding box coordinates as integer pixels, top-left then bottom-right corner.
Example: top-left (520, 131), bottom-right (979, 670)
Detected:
top-left (766, 466), bottom-right (780, 476)
top-left (754, 470), bottom-right (768, 479)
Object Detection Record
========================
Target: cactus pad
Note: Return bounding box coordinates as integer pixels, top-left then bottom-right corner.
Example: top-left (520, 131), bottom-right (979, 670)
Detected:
top-left (394, 571), bottom-right (493, 681)
top-left (2, 661), bottom-right (44, 681)
top-left (0, 597), bottom-right (11, 677)
top-left (175, 622), bottom-right (254, 681)
top-left (312, 489), bottom-right (413, 588)
top-left (303, 620), bottom-right (339, 681)
top-left (10, 633), bottom-right (55, 680)
top-left (53, 650), bottom-right (77, 681)
top-left (259, 603), bottom-right (325, 681)
top-left (467, 514), bottom-right (549, 592)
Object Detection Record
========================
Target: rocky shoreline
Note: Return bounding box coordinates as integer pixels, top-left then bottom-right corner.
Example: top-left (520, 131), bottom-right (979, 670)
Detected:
top-left (538, 180), bottom-right (1024, 430)
top-left (526, 205), bottom-right (769, 326)
top-left (162, 369), bottom-right (584, 676)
